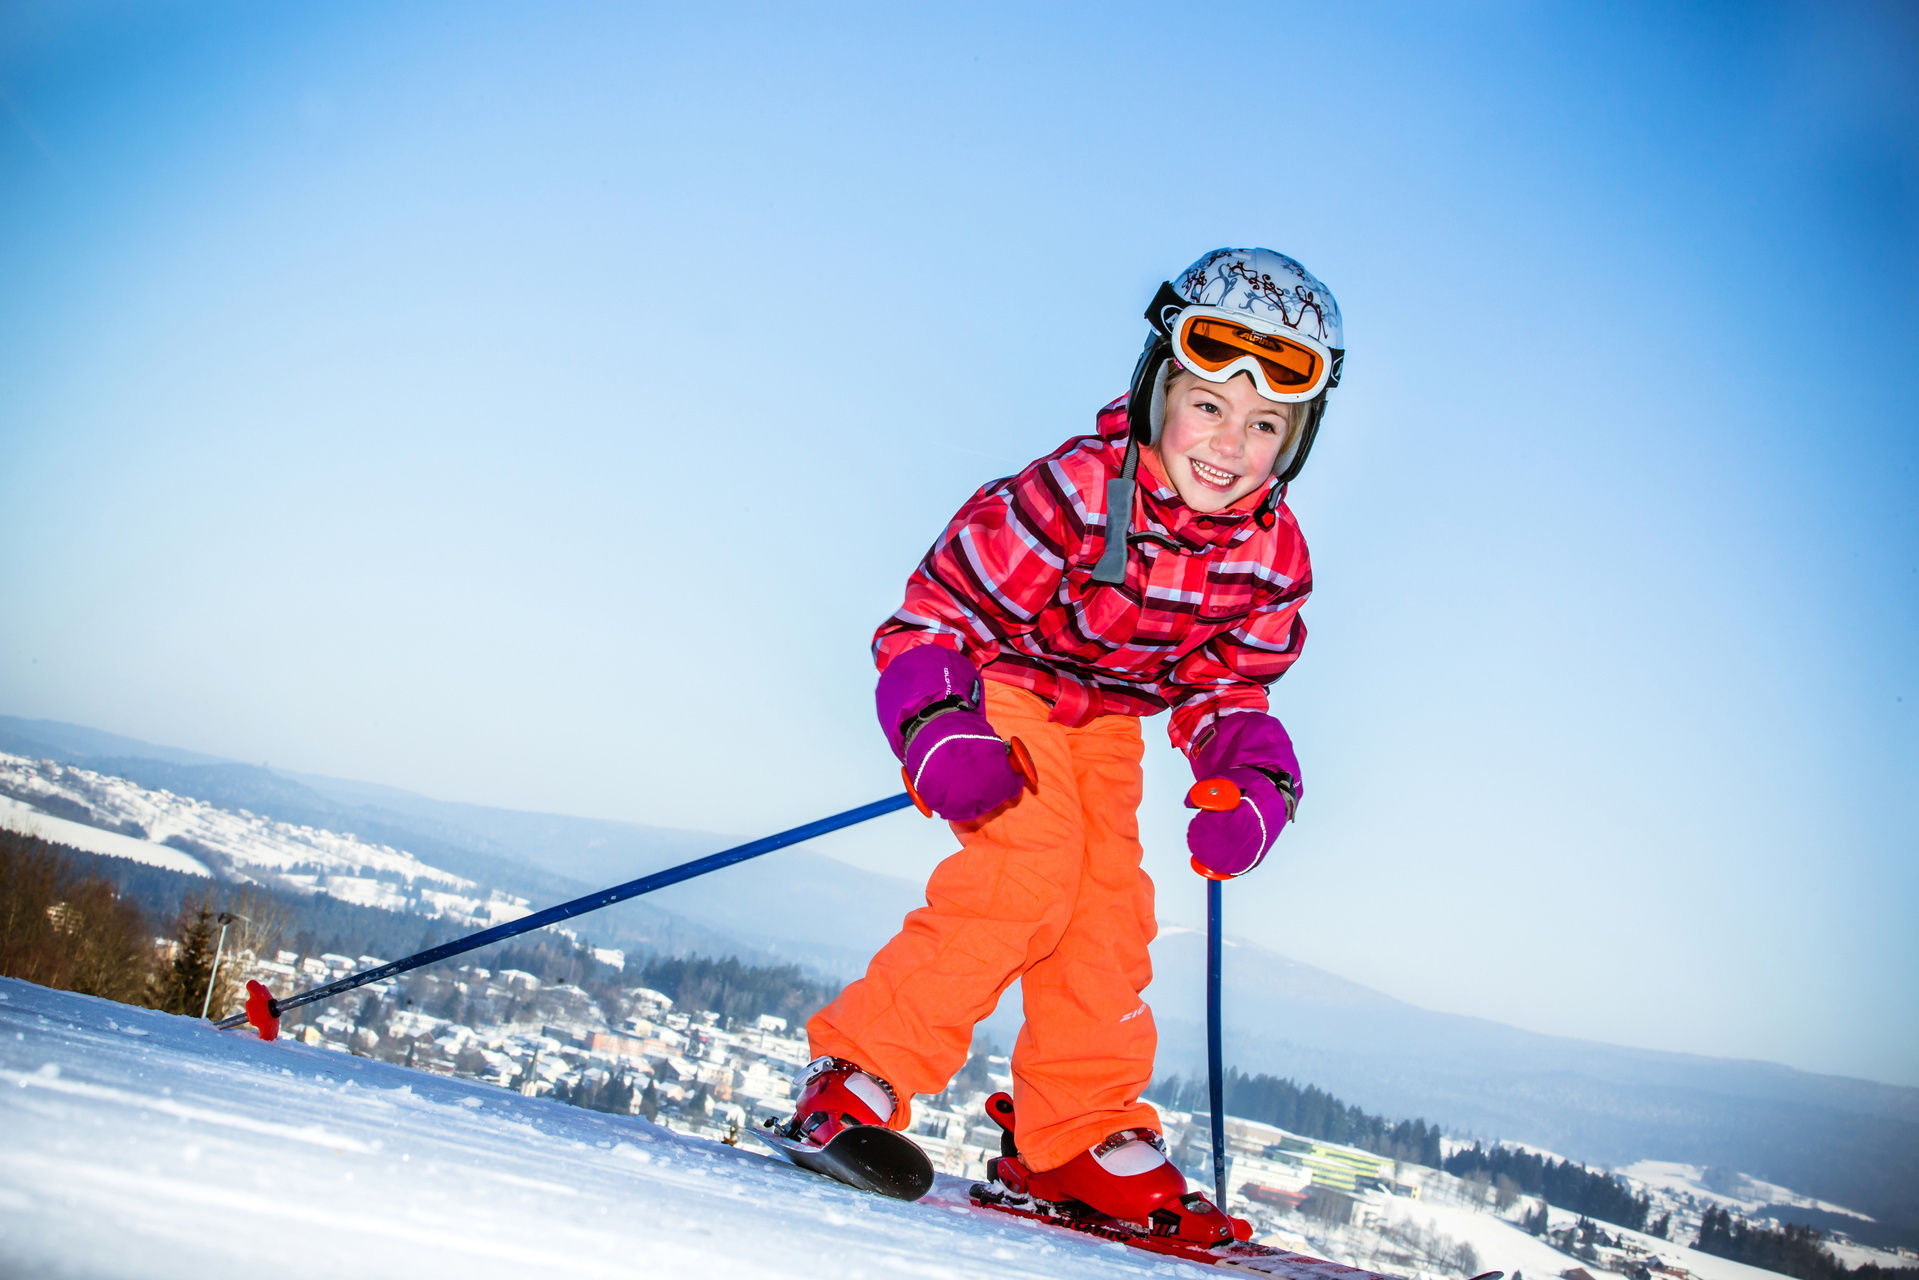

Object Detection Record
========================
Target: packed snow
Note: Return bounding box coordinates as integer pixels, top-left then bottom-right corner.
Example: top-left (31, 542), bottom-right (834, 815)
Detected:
top-left (2, 978), bottom-right (1852, 1280)
top-left (0, 978), bottom-right (1258, 1279)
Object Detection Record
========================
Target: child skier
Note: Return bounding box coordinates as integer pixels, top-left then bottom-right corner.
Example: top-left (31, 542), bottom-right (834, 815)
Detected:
top-left (786, 248), bottom-right (1342, 1238)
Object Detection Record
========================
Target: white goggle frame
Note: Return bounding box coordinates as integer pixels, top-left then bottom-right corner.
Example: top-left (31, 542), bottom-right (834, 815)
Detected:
top-left (1169, 304), bottom-right (1335, 405)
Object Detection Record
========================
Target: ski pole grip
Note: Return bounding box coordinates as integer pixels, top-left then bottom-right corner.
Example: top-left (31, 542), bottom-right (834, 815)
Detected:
top-left (244, 980), bottom-right (282, 1041)
top-left (1187, 777), bottom-right (1242, 812)
top-left (900, 767), bottom-right (933, 818)
top-left (1008, 737), bottom-right (1038, 795)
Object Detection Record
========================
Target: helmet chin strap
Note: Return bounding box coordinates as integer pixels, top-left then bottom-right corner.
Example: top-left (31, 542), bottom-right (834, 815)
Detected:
top-left (1091, 433), bottom-right (1140, 586)
top-left (1101, 340), bottom-right (1171, 586)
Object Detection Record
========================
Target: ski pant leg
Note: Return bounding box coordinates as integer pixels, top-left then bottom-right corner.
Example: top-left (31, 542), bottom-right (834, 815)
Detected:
top-left (806, 683), bottom-right (1086, 1131)
top-left (1009, 710), bottom-right (1163, 1174)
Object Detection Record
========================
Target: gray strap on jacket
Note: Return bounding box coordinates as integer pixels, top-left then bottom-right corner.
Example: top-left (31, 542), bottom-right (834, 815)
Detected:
top-left (1091, 437), bottom-right (1140, 585)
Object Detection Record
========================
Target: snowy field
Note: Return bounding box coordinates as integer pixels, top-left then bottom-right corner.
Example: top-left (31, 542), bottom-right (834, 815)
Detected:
top-left (0, 794), bottom-right (211, 877)
top-left (0, 754), bottom-right (534, 926)
top-left (0, 978), bottom-right (1265, 1280)
top-left (1620, 1160), bottom-right (1876, 1230)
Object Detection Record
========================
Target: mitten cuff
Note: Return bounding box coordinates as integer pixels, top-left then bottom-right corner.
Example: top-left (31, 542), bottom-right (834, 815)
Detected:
top-left (1188, 710), bottom-right (1302, 799)
top-left (875, 644), bottom-right (983, 760)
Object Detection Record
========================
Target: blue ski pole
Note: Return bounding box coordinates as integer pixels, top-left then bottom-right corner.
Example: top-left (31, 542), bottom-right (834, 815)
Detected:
top-left (1207, 874), bottom-right (1227, 1213)
top-left (1186, 773), bottom-right (1243, 1215)
top-left (216, 792), bottom-right (916, 1038)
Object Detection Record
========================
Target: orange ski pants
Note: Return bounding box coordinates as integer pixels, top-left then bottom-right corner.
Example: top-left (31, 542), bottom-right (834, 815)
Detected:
top-left (807, 682), bottom-right (1162, 1173)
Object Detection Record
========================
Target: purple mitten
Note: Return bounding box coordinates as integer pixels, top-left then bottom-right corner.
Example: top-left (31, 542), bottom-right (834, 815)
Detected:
top-left (1184, 712), bottom-right (1302, 878)
top-left (876, 646), bottom-right (1023, 823)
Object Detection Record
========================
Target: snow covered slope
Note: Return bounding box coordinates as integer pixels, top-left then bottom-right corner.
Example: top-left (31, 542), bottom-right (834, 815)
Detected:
top-left (0, 977), bottom-right (1249, 1280)
top-left (0, 794), bottom-right (212, 876)
top-left (0, 753), bottom-right (536, 927)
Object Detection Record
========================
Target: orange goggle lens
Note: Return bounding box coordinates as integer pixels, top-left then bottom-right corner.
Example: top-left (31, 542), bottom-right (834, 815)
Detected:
top-left (1176, 314), bottom-right (1325, 394)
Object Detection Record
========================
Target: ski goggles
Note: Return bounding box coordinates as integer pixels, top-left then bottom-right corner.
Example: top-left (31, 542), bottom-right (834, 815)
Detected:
top-left (1169, 306), bottom-right (1337, 404)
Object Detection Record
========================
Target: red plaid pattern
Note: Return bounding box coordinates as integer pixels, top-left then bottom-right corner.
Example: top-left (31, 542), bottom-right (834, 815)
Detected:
top-left (874, 398), bottom-right (1311, 756)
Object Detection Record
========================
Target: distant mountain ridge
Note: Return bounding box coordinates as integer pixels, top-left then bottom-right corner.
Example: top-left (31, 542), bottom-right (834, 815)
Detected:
top-left (3, 713), bottom-right (1913, 1234)
top-left (0, 715), bottom-right (927, 974)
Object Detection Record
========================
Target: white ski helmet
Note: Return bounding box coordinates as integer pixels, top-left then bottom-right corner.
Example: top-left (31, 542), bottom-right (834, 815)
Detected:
top-left (1126, 247), bottom-right (1345, 488)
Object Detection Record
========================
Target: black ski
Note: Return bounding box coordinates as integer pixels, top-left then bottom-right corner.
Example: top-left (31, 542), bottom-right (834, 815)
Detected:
top-left (749, 1119), bottom-right (935, 1201)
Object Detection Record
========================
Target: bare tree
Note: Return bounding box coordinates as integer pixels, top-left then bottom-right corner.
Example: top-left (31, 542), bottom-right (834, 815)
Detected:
top-left (0, 835), bottom-right (152, 1003)
top-left (58, 877), bottom-right (151, 1003)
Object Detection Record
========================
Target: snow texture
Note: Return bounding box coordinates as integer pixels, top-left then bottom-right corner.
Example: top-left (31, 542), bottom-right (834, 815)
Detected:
top-left (0, 978), bottom-right (1220, 1279)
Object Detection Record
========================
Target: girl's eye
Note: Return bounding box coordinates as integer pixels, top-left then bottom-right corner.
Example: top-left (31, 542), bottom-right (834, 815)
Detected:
top-left (1252, 420), bottom-right (1281, 434)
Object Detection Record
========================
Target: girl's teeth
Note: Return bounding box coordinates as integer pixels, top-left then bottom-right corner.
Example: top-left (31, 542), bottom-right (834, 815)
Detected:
top-left (1192, 461), bottom-right (1236, 485)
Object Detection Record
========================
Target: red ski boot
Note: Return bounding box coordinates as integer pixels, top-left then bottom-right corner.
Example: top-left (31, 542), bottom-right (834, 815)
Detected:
top-left (978, 1091), bottom-right (1244, 1245)
top-left (782, 1056), bottom-right (898, 1147)
top-left (753, 1056), bottom-right (932, 1200)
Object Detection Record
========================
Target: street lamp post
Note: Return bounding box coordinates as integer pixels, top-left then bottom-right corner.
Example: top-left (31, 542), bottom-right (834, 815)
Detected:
top-left (201, 911), bottom-right (246, 1020)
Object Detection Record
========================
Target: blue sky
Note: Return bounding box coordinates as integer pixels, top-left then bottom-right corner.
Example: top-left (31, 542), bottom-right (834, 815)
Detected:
top-left (2, 2), bottom-right (1914, 1087)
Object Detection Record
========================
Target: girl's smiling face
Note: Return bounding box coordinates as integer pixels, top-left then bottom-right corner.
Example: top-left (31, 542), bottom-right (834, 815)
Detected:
top-left (1152, 370), bottom-right (1294, 513)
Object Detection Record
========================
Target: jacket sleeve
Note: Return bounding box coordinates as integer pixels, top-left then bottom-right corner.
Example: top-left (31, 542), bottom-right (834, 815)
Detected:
top-left (1159, 578), bottom-right (1311, 755)
top-left (872, 449), bottom-right (1090, 671)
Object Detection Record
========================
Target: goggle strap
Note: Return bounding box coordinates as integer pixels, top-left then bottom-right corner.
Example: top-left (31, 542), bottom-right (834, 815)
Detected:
top-left (1144, 282), bottom-right (1188, 338)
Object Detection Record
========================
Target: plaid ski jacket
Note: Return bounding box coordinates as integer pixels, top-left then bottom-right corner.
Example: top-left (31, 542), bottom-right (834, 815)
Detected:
top-left (873, 397), bottom-right (1312, 756)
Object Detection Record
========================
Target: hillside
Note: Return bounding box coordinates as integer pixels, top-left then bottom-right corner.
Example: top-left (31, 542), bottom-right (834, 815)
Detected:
top-left (4, 713), bottom-right (1916, 1235)
top-left (0, 978), bottom-right (1366, 1280)
top-left (0, 978), bottom-right (1836, 1280)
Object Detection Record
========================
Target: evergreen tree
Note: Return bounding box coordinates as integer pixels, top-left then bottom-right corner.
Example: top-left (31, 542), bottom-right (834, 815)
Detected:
top-left (601, 1073), bottom-right (634, 1116)
top-left (1146, 1068), bottom-right (1444, 1168)
top-left (629, 953), bottom-right (833, 1026)
top-left (640, 1077), bottom-right (660, 1122)
top-left (1443, 1142), bottom-right (1650, 1231)
top-left (1691, 1206), bottom-right (1919, 1280)
top-left (153, 905), bottom-right (217, 1015)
